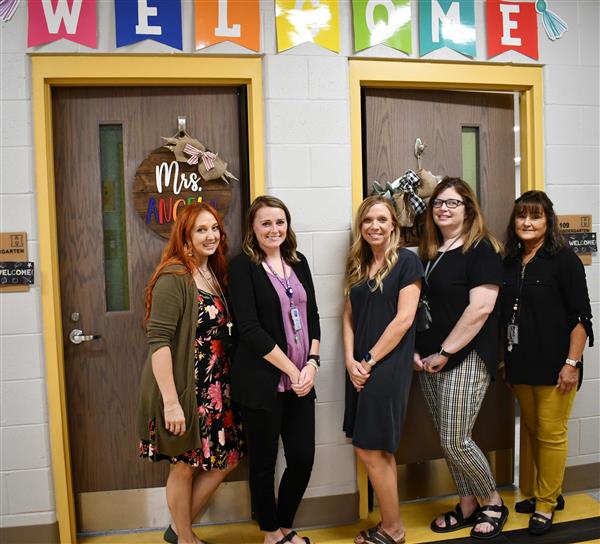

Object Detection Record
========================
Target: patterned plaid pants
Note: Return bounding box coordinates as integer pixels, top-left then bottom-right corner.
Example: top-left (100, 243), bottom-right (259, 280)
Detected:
top-left (419, 350), bottom-right (497, 498)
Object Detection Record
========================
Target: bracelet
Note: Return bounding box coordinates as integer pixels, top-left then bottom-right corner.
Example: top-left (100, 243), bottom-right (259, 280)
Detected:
top-left (439, 347), bottom-right (453, 358)
top-left (306, 360), bottom-right (319, 373)
top-left (308, 354), bottom-right (321, 367)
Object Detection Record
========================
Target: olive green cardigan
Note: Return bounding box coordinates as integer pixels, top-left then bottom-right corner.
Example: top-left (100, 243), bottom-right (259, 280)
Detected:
top-left (137, 268), bottom-right (201, 457)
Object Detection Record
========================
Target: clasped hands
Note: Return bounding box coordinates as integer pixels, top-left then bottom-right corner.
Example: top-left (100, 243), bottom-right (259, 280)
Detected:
top-left (413, 351), bottom-right (448, 373)
top-left (289, 362), bottom-right (317, 397)
top-left (347, 359), bottom-right (372, 391)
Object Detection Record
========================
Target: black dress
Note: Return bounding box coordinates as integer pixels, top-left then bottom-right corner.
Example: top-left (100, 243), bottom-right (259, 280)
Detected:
top-left (343, 249), bottom-right (423, 453)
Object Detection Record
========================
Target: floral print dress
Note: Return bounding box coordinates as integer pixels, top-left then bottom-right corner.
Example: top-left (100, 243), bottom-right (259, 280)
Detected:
top-left (139, 289), bottom-right (245, 470)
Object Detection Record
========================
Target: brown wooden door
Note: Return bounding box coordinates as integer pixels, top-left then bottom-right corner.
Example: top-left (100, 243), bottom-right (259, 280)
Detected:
top-left (363, 88), bottom-right (515, 498)
top-left (52, 86), bottom-right (248, 529)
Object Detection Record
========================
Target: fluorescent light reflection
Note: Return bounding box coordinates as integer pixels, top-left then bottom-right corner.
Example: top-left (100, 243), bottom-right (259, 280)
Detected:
top-left (368, 5), bottom-right (411, 47)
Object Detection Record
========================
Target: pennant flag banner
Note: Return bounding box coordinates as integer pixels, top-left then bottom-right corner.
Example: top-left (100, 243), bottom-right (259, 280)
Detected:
top-left (115, 0), bottom-right (183, 50)
top-left (195, 0), bottom-right (260, 51)
top-left (28, 0), bottom-right (97, 48)
top-left (352, 0), bottom-right (411, 53)
top-left (486, 0), bottom-right (538, 60)
top-left (275, 0), bottom-right (340, 53)
top-left (419, 0), bottom-right (476, 58)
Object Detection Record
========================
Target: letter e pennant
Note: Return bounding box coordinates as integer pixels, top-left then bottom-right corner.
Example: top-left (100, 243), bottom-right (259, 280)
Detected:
top-left (486, 0), bottom-right (538, 60)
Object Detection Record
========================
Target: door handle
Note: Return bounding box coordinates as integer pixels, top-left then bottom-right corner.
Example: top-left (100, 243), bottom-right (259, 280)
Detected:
top-left (69, 328), bottom-right (101, 345)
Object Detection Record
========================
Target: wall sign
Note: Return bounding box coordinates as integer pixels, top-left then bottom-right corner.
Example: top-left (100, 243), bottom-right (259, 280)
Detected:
top-left (0, 232), bottom-right (32, 292)
top-left (558, 214), bottom-right (594, 265)
top-left (0, 262), bottom-right (35, 286)
top-left (132, 145), bottom-right (234, 239)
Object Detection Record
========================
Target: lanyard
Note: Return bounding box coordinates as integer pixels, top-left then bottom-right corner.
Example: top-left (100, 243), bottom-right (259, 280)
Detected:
top-left (424, 236), bottom-right (460, 286)
top-left (265, 257), bottom-right (294, 301)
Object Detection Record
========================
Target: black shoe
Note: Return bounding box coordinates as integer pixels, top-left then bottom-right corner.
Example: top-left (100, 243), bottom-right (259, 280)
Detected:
top-left (529, 512), bottom-right (553, 535)
top-left (515, 494), bottom-right (565, 514)
top-left (164, 525), bottom-right (177, 544)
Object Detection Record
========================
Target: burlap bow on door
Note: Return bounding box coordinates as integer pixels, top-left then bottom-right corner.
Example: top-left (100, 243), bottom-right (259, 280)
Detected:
top-left (162, 135), bottom-right (238, 183)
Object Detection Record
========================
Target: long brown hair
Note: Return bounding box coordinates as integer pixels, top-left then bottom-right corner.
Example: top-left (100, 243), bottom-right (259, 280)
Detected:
top-left (344, 196), bottom-right (401, 295)
top-left (144, 202), bottom-right (228, 324)
top-left (505, 190), bottom-right (564, 259)
top-left (418, 177), bottom-right (501, 261)
top-left (241, 195), bottom-right (299, 264)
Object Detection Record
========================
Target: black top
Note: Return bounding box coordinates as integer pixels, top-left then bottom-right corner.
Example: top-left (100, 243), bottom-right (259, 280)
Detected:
top-left (501, 245), bottom-right (594, 385)
top-left (228, 251), bottom-right (320, 411)
top-left (415, 238), bottom-right (503, 376)
top-left (343, 249), bottom-right (423, 453)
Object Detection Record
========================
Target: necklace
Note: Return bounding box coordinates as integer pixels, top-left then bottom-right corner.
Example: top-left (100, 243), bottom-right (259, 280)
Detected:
top-left (197, 265), bottom-right (233, 336)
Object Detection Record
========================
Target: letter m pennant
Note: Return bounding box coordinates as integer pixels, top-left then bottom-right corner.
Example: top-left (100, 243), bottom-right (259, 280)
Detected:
top-left (486, 0), bottom-right (538, 60)
top-left (28, 0), bottom-right (97, 48)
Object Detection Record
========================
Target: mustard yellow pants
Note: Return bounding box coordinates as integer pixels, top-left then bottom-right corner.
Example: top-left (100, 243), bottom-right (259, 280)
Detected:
top-left (513, 384), bottom-right (576, 514)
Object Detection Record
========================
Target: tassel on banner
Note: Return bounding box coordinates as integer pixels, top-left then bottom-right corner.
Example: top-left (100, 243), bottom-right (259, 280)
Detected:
top-left (535, 0), bottom-right (568, 41)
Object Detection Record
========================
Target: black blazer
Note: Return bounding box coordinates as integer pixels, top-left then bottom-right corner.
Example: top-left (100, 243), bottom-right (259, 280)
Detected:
top-left (228, 251), bottom-right (321, 410)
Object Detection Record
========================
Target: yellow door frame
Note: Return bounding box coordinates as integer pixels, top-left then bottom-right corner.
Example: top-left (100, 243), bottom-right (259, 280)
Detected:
top-left (31, 54), bottom-right (265, 543)
top-left (348, 57), bottom-right (544, 518)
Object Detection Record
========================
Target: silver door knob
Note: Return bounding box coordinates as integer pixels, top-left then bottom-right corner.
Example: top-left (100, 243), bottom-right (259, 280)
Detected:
top-left (69, 329), bottom-right (101, 345)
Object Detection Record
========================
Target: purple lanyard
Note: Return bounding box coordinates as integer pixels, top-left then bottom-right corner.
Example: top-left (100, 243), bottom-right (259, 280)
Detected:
top-left (265, 258), bottom-right (295, 303)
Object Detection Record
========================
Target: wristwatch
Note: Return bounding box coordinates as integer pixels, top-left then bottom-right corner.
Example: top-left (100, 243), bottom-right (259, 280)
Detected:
top-left (439, 347), bottom-right (453, 358)
top-left (363, 352), bottom-right (377, 367)
top-left (308, 354), bottom-right (321, 367)
top-left (565, 358), bottom-right (583, 369)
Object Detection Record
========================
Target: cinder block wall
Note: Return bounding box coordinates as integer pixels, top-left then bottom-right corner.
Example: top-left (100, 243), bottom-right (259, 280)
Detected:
top-left (0, 0), bottom-right (598, 530)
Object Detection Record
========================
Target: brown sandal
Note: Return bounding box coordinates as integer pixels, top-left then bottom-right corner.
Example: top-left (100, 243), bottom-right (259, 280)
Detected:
top-left (354, 523), bottom-right (381, 544)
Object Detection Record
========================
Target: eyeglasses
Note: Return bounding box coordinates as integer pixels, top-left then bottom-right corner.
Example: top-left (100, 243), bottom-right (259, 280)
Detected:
top-left (432, 198), bottom-right (464, 209)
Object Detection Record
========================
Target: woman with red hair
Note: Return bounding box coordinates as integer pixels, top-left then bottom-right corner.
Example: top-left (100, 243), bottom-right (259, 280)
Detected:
top-left (138, 203), bottom-right (245, 544)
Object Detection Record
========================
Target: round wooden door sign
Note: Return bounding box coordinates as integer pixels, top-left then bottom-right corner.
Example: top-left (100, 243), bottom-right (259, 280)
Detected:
top-left (133, 147), bottom-right (232, 239)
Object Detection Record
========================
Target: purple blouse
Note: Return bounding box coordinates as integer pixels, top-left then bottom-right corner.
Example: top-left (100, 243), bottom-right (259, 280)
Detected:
top-left (265, 266), bottom-right (310, 392)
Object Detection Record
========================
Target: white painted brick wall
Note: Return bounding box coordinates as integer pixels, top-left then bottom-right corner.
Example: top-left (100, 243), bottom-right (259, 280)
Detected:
top-left (0, 0), bottom-right (598, 529)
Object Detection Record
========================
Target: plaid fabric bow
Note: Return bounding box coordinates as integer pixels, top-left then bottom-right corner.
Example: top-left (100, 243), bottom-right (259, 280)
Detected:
top-left (372, 170), bottom-right (426, 215)
top-left (184, 143), bottom-right (217, 171)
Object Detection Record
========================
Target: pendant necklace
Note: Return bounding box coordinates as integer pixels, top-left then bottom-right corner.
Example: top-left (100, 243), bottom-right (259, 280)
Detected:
top-left (198, 265), bottom-right (233, 336)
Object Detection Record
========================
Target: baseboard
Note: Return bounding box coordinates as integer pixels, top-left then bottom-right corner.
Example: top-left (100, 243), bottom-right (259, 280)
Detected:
top-left (563, 462), bottom-right (600, 492)
top-left (0, 522), bottom-right (59, 544)
top-left (294, 492), bottom-right (359, 529)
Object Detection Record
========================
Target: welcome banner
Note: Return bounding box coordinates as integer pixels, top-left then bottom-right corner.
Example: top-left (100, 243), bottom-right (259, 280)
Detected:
top-left (486, 0), bottom-right (538, 60)
top-left (352, 0), bottom-right (411, 53)
top-left (195, 0), bottom-right (260, 52)
top-left (275, 0), bottom-right (340, 53)
top-left (419, 0), bottom-right (476, 58)
top-left (114, 0), bottom-right (183, 50)
top-left (27, 0), bottom-right (96, 48)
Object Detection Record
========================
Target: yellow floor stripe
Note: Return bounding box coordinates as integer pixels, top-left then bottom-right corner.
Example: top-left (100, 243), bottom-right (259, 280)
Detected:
top-left (80, 489), bottom-right (600, 543)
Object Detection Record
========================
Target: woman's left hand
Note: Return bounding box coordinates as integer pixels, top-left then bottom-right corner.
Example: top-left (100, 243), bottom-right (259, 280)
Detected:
top-left (422, 353), bottom-right (449, 373)
top-left (292, 364), bottom-right (317, 397)
top-left (557, 364), bottom-right (579, 394)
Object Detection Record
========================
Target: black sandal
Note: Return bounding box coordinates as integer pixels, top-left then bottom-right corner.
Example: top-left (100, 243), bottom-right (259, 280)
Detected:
top-left (364, 526), bottom-right (406, 544)
top-left (529, 512), bottom-right (553, 535)
top-left (470, 501), bottom-right (509, 540)
top-left (515, 494), bottom-right (565, 513)
top-left (354, 523), bottom-right (381, 544)
top-left (430, 503), bottom-right (481, 533)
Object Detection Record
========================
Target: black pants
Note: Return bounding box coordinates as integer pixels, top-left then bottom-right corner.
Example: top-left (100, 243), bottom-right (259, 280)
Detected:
top-left (241, 391), bottom-right (315, 531)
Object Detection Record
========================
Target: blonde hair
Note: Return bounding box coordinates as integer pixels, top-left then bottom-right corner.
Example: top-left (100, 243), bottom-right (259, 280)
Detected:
top-left (418, 177), bottom-right (502, 261)
top-left (241, 195), bottom-right (300, 265)
top-left (344, 196), bottom-right (401, 296)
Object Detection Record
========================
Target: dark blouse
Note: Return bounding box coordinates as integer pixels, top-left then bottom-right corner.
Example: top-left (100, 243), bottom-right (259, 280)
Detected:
top-left (228, 251), bottom-right (320, 411)
top-left (415, 238), bottom-right (503, 376)
top-left (501, 245), bottom-right (594, 385)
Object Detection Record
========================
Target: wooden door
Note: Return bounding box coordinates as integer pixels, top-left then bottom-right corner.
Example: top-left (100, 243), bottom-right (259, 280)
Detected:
top-left (363, 88), bottom-right (515, 498)
top-left (52, 86), bottom-right (248, 530)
